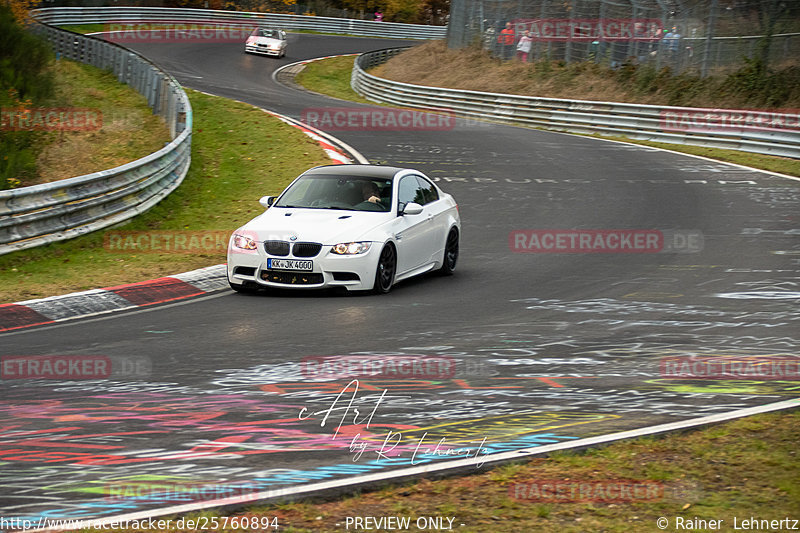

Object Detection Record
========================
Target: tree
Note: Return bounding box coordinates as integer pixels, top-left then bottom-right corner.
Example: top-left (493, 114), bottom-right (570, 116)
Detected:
top-left (729, 0), bottom-right (800, 70)
top-left (0, 3), bottom-right (52, 104)
top-left (0, 3), bottom-right (53, 189)
top-left (2, 0), bottom-right (36, 23)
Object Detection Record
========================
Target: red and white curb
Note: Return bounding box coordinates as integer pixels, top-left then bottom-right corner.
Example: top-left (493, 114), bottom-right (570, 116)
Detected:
top-left (262, 108), bottom-right (365, 165)
top-left (269, 54), bottom-right (370, 164)
top-left (191, 87), bottom-right (369, 165)
top-left (0, 264), bottom-right (228, 333)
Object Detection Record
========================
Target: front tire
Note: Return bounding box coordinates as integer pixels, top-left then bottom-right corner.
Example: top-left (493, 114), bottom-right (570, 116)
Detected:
top-left (439, 228), bottom-right (459, 275)
top-left (373, 244), bottom-right (396, 294)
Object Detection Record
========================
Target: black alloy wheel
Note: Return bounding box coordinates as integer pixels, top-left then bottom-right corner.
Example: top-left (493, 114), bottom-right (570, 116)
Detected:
top-left (373, 244), bottom-right (396, 294)
top-left (439, 228), bottom-right (459, 275)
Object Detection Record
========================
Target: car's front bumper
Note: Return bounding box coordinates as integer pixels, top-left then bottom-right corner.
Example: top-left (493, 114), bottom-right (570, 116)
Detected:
top-left (245, 44), bottom-right (283, 56)
top-left (227, 243), bottom-right (381, 291)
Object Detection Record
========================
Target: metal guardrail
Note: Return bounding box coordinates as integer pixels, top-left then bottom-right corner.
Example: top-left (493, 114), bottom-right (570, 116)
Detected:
top-left (32, 7), bottom-right (446, 40)
top-left (352, 48), bottom-right (800, 159)
top-left (0, 20), bottom-right (192, 255)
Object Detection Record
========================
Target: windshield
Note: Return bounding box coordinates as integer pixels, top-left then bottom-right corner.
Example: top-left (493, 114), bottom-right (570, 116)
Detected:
top-left (274, 175), bottom-right (393, 212)
top-left (256, 28), bottom-right (282, 39)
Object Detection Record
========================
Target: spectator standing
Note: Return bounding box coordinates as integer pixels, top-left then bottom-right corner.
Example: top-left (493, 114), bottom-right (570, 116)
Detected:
top-left (483, 26), bottom-right (496, 51)
top-left (374, 11), bottom-right (383, 21)
top-left (498, 22), bottom-right (515, 59)
top-left (516, 30), bottom-right (532, 62)
top-left (662, 27), bottom-right (681, 58)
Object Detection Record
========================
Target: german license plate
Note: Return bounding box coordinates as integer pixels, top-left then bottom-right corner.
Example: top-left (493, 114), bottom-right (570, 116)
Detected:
top-left (267, 259), bottom-right (313, 271)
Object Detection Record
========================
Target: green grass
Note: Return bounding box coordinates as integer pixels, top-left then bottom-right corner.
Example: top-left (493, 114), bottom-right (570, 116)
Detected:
top-left (294, 55), bottom-right (373, 104)
top-left (57, 23), bottom-right (107, 34)
top-left (0, 89), bottom-right (330, 303)
top-left (295, 56), bottom-right (800, 177)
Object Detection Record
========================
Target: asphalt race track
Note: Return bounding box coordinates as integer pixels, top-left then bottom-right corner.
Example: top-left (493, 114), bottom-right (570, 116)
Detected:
top-left (1, 32), bottom-right (799, 525)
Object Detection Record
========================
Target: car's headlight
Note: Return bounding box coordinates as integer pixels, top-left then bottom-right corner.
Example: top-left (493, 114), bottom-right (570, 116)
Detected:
top-left (232, 234), bottom-right (258, 250)
top-left (331, 242), bottom-right (371, 255)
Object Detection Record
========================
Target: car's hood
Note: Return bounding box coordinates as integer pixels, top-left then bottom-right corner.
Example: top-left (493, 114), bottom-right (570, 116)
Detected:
top-left (239, 208), bottom-right (392, 244)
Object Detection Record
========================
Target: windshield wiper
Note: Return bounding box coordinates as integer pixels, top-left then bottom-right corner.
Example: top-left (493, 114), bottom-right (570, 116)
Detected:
top-left (276, 204), bottom-right (353, 211)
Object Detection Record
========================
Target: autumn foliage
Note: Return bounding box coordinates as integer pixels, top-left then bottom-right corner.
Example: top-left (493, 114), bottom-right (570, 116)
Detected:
top-left (0, 2), bottom-right (54, 189)
top-left (3, 0), bottom-right (36, 23)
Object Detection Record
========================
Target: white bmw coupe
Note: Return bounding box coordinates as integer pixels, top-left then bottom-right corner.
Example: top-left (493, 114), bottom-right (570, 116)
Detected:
top-left (227, 165), bottom-right (460, 294)
top-left (244, 27), bottom-right (287, 57)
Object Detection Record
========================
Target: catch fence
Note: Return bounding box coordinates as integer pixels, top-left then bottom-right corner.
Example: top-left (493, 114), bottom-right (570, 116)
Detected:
top-left (447, 0), bottom-right (800, 76)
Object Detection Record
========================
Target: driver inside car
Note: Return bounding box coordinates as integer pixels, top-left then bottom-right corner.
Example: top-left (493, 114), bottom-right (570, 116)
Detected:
top-left (361, 181), bottom-right (381, 204)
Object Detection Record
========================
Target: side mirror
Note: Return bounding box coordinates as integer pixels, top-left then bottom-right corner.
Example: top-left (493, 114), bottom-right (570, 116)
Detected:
top-left (401, 202), bottom-right (423, 216)
top-left (259, 195), bottom-right (276, 209)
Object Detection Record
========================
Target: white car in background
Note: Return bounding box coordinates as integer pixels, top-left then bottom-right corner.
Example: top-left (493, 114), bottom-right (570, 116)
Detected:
top-left (245, 27), bottom-right (287, 57)
top-left (227, 165), bottom-right (461, 294)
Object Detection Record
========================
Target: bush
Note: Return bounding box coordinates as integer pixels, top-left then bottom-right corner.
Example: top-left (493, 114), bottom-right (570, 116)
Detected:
top-left (723, 58), bottom-right (800, 108)
top-left (0, 135), bottom-right (38, 188)
top-left (0, 4), bottom-right (54, 190)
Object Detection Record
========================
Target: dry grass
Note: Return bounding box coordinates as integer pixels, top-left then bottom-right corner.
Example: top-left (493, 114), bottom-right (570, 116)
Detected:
top-left (371, 41), bottom-right (632, 101)
top-left (27, 60), bottom-right (170, 185)
top-left (373, 41), bottom-right (798, 109)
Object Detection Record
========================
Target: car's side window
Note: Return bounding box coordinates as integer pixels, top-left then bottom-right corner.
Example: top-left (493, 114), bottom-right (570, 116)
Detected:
top-left (397, 176), bottom-right (422, 212)
top-left (414, 176), bottom-right (439, 205)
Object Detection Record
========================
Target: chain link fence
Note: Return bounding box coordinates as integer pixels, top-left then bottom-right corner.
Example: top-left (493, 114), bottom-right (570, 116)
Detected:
top-left (447, 0), bottom-right (800, 76)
